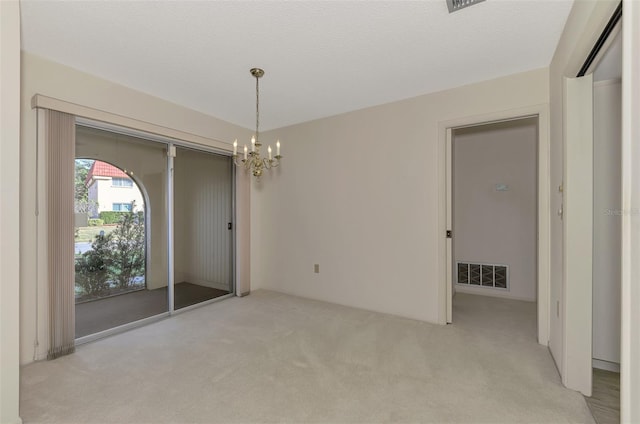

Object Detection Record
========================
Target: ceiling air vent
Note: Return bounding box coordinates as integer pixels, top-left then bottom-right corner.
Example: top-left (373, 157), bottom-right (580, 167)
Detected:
top-left (446, 0), bottom-right (485, 13)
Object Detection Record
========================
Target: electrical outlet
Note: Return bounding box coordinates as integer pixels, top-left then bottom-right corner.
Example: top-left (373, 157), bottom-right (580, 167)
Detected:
top-left (314, 264), bottom-right (319, 274)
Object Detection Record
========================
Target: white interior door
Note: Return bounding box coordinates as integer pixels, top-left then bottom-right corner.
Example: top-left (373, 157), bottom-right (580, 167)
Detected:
top-left (562, 74), bottom-right (593, 396)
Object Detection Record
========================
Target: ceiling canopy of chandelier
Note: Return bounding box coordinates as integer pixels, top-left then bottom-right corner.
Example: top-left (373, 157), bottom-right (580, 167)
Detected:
top-left (233, 68), bottom-right (282, 179)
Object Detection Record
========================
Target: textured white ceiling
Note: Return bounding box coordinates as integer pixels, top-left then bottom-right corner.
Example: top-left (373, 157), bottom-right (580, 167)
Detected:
top-left (20, 0), bottom-right (574, 131)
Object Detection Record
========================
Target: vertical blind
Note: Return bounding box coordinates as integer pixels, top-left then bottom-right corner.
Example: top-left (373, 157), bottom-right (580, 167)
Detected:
top-left (46, 110), bottom-right (76, 359)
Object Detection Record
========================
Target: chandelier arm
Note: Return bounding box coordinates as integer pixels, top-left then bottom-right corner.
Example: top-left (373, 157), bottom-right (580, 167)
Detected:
top-left (264, 156), bottom-right (281, 170)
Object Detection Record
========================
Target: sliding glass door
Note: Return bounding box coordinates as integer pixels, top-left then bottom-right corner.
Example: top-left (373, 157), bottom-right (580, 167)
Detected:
top-left (173, 147), bottom-right (234, 309)
top-left (73, 124), bottom-right (235, 339)
top-left (75, 126), bottom-right (169, 338)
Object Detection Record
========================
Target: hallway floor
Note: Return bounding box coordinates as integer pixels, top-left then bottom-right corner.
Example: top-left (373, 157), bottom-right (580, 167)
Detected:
top-left (585, 368), bottom-right (620, 423)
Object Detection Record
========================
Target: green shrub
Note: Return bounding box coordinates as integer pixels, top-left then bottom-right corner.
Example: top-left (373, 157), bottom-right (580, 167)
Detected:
top-left (107, 208), bottom-right (145, 289)
top-left (77, 203), bottom-right (145, 298)
top-left (88, 218), bottom-right (104, 226)
top-left (99, 211), bottom-right (127, 224)
top-left (75, 233), bottom-right (112, 297)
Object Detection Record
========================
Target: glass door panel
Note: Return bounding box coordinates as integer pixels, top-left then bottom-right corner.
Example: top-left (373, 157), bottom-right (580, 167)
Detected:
top-left (74, 125), bottom-right (169, 338)
top-left (174, 146), bottom-right (233, 309)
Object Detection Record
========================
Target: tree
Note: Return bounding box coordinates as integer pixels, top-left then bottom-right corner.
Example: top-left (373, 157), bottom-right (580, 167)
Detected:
top-left (74, 199), bottom-right (146, 299)
top-left (75, 232), bottom-right (112, 297)
top-left (74, 159), bottom-right (98, 214)
top-left (74, 159), bottom-right (93, 201)
top-left (106, 202), bottom-right (145, 289)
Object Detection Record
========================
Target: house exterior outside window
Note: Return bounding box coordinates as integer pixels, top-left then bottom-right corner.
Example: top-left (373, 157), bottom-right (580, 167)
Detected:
top-left (85, 161), bottom-right (144, 217)
top-left (111, 177), bottom-right (133, 187)
top-left (112, 203), bottom-right (133, 212)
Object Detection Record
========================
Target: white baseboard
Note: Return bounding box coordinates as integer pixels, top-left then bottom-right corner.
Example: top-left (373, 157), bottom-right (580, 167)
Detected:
top-left (455, 284), bottom-right (536, 302)
top-left (592, 358), bottom-right (620, 373)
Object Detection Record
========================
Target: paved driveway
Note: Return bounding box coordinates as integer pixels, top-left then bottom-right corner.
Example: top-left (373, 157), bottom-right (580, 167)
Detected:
top-left (75, 242), bottom-right (92, 255)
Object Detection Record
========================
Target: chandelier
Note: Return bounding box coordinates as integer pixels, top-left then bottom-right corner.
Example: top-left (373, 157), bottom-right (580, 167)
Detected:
top-left (233, 68), bottom-right (282, 179)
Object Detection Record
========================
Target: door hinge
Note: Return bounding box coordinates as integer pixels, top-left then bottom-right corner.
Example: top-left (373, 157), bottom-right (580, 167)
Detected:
top-left (446, 230), bottom-right (452, 239)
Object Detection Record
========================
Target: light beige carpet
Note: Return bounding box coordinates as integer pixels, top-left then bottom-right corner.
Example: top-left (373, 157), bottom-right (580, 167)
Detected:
top-left (21, 290), bottom-right (594, 423)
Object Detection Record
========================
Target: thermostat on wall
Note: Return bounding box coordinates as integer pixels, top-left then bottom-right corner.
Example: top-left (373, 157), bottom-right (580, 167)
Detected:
top-left (495, 183), bottom-right (509, 192)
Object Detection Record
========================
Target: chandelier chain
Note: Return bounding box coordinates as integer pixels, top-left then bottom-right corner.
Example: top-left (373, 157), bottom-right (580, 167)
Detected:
top-left (255, 75), bottom-right (260, 143)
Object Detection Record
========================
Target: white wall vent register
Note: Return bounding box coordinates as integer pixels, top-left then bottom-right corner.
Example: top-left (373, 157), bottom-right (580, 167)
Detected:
top-left (446, 0), bottom-right (486, 14)
top-left (457, 262), bottom-right (508, 289)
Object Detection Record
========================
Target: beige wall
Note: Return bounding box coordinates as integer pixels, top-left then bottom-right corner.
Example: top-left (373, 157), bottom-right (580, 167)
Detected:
top-left (252, 68), bottom-right (548, 323)
top-left (1, 1), bottom-right (23, 422)
top-left (548, 0), bottom-right (619, 383)
top-left (453, 119), bottom-right (537, 301)
top-left (20, 52), bottom-right (252, 364)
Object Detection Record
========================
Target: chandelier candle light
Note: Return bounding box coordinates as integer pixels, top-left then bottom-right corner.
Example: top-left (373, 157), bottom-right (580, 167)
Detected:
top-left (233, 68), bottom-right (282, 179)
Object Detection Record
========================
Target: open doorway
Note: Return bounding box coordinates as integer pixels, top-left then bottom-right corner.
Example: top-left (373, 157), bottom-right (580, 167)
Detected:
top-left (440, 105), bottom-right (550, 345)
top-left (448, 118), bottom-right (538, 337)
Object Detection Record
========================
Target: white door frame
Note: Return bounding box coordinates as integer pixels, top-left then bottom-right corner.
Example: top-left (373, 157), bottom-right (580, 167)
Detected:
top-left (438, 104), bottom-right (551, 346)
top-left (620, 1), bottom-right (640, 420)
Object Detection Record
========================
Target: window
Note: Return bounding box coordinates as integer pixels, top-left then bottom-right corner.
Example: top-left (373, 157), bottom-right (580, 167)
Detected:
top-left (112, 203), bottom-right (132, 212)
top-left (112, 177), bottom-right (133, 187)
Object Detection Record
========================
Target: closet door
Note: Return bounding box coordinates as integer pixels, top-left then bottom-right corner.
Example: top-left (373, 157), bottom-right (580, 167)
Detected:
top-left (560, 75), bottom-right (593, 395)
